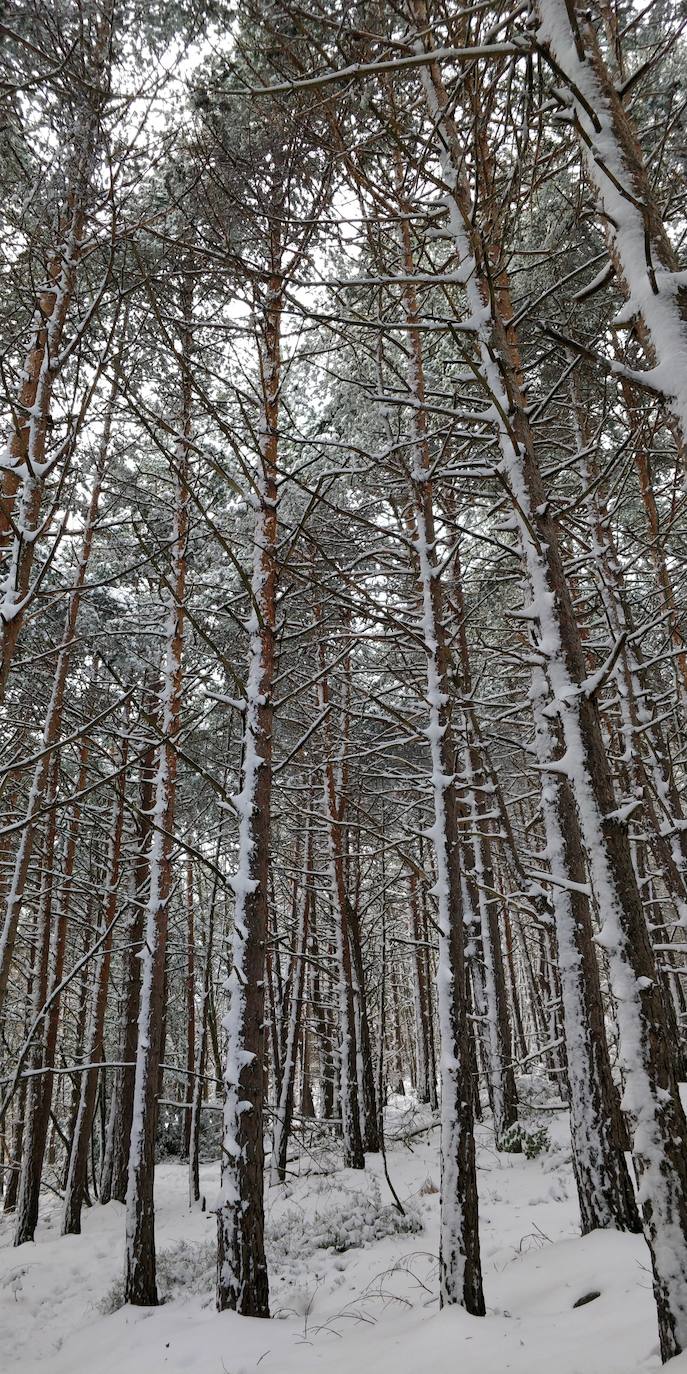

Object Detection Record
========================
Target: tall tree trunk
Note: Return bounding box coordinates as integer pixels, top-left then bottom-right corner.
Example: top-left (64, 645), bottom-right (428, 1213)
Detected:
top-left (107, 694), bottom-right (157, 1204)
top-left (14, 740), bottom-right (90, 1242)
top-left (388, 124), bottom-right (483, 1310)
top-left (182, 859), bottom-right (196, 1160)
top-left (316, 634), bottom-right (365, 1170)
top-left (310, 903), bottom-right (335, 1121)
top-left (62, 744), bottom-right (127, 1235)
top-left (410, 472), bottom-right (484, 1312)
top-left (271, 829), bottom-right (312, 1184)
top-left (409, 871), bottom-right (433, 1105)
top-left (189, 886), bottom-right (215, 1207)
top-left (346, 896), bottom-right (380, 1149)
top-left (216, 273), bottom-right (282, 1317)
top-left (125, 279), bottom-right (191, 1306)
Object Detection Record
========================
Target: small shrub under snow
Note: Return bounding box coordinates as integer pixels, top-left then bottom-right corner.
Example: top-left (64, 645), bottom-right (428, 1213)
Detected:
top-left (269, 1176), bottom-right (422, 1260)
top-left (500, 1123), bottom-right (551, 1159)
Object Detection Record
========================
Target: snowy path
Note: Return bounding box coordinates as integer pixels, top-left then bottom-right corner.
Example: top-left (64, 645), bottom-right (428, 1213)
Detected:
top-left (2, 1101), bottom-right (686, 1374)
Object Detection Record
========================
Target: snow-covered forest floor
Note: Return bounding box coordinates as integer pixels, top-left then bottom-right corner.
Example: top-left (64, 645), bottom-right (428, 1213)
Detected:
top-left (3, 1092), bottom-right (687, 1374)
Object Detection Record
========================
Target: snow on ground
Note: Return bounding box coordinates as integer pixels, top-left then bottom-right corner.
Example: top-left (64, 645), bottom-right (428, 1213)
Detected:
top-left (3, 1095), bottom-right (687, 1374)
